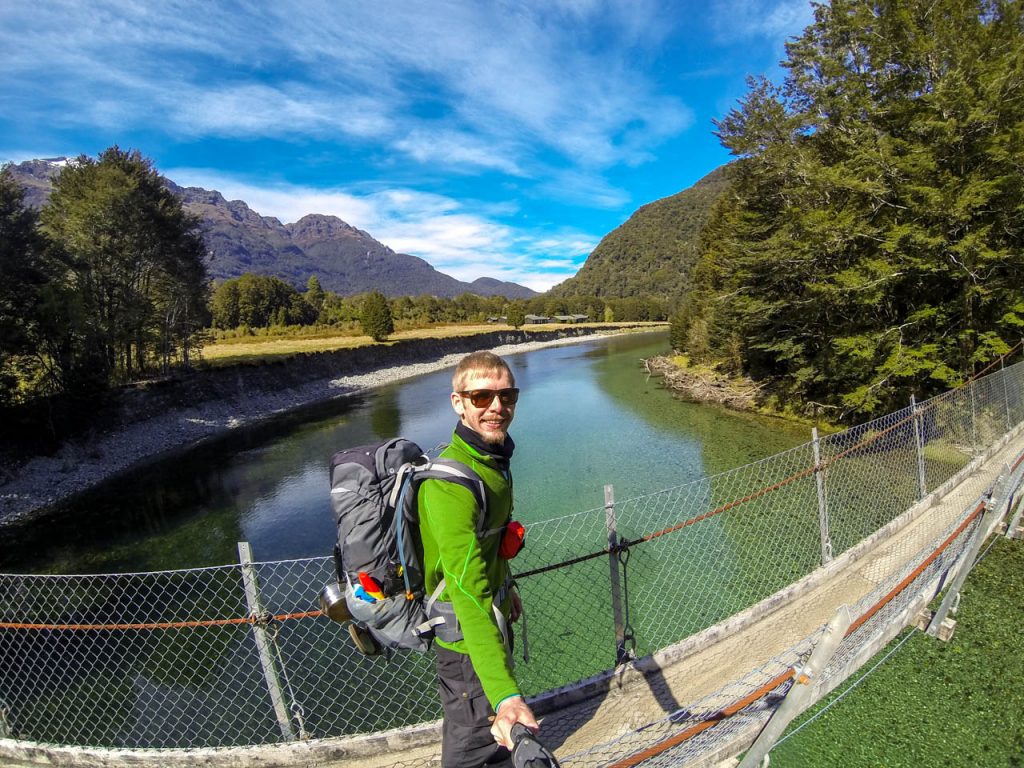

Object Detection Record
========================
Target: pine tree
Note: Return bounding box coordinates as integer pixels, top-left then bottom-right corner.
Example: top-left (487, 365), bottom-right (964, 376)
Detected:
top-left (40, 147), bottom-right (209, 385)
top-left (360, 291), bottom-right (394, 341)
top-left (685, 0), bottom-right (1024, 419)
top-left (305, 275), bottom-right (325, 318)
top-left (0, 166), bottom-right (48, 404)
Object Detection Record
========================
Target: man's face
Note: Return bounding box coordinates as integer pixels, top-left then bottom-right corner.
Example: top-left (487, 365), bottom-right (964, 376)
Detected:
top-left (451, 368), bottom-right (517, 445)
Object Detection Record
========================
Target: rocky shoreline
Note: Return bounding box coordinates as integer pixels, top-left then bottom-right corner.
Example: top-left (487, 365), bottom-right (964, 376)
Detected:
top-left (0, 329), bottom-right (651, 528)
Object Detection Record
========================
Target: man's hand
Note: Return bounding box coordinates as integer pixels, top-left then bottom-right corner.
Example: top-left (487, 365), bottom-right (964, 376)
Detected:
top-left (490, 695), bottom-right (538, 750)
top-left (509, 589), bottom-right (523, 623)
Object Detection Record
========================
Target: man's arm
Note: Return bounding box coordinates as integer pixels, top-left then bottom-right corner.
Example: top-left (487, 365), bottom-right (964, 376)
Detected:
top-left (490, 694), bottom-right (540, 749)
top-left (421, 479), bottom-right (520, 704)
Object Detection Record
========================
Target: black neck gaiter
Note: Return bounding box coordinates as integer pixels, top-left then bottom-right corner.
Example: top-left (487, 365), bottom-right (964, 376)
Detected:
top-left (455, 421), bottom-right (515, 469)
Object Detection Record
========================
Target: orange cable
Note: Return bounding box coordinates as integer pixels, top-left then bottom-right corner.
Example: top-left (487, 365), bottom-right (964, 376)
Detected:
top-left (0, 609), bottom-right (323, 632)
top-left (846, 498), bottom-right (985, 637)
top-left (604, 668), bottom-right (796, 768)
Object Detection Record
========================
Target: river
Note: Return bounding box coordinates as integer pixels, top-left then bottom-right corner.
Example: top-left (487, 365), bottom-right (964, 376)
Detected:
top-left (2, 331), bottom-right (810, 575)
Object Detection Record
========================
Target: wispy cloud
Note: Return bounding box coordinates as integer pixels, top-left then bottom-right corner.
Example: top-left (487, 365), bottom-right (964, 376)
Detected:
top-left (1, 0), bottom-right (692, 183)
top-left (709, 0), bottom-right (814, 44)
top-left (393, 129), bottom-right (525, 177)
top-left (168, 169), bottom-right (596, 291)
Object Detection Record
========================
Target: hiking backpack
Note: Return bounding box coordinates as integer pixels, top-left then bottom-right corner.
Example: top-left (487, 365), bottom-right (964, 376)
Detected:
top-left (328, 437), bottom-right (488, 653)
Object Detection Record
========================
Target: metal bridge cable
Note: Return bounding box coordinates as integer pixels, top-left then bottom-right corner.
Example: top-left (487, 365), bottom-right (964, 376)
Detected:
top-left (845, 499), bottom-right (985, 637)
top-left (967, 339), bottom-right (1023, 382)
top-left (773, 627), bottom-right (920, 748)
top-left (0, 609), bottom-right (323, 632)
top-left (602, 668), bottom-right (798, 768)
top-left (596, 496), bottom-right (989, 765)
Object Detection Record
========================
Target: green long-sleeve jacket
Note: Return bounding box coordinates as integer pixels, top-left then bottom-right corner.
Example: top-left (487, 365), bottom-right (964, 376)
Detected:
top-left (417, 428), bottom-right (519, 708)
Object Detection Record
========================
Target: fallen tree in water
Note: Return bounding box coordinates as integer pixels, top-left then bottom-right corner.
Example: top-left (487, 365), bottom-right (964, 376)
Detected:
top-left (644, 355), bottom-right (764, 411)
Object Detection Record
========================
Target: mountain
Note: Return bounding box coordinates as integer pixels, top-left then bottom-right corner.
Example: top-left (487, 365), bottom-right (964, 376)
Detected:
top-left (6, 158), bottom-right (537, 300)
top-left (547, 165), bottom-right (732, 300)
top-left (8, 157), bottom-right (64, 210)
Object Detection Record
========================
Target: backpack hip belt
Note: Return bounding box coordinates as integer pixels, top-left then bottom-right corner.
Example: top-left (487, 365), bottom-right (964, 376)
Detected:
top-left (419, 574), bottom-right (515, 646)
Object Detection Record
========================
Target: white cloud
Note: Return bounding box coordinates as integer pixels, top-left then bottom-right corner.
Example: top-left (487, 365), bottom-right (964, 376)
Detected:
top-left (2, 0), bottom-right (694, 175)
top-left (168, 85), bottom-right (395, 140)
top-left (536, 169), bottom-right (633, 210)
top-left (709, 0), bottom-right (814, 43)
top-left (393, 129), bottom-right (525, 176)
top-left (167, 169), bottom-right (594, 291)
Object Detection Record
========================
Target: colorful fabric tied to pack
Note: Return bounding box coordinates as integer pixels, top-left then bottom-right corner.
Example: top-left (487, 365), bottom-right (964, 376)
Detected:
top-left (356, 571), bottom-right (386, 602)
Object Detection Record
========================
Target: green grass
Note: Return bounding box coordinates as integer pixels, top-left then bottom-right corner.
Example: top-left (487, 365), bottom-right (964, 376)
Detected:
top-left (769, 535), bottom-right (1024, 766)
top-left (199, 321), bottom-right (664, 366)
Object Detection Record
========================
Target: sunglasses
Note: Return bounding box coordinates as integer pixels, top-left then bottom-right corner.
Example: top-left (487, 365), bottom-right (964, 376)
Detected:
top-left (458, 388), bottom-right (520, 408)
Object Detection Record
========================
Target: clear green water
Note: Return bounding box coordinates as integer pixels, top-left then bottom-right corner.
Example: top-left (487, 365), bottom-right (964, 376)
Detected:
top-left (2, 331), bottom-right (810, 574)
top-left (1, 331), bottom-right (822, 746)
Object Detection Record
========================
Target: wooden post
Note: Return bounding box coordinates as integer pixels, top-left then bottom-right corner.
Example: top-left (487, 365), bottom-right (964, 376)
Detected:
top-left (605, 485), bottom-right (629, 666)
top-left (238, 541), bottom-right (297, 742)
top-left (812, 428), bottom-right (832, 565)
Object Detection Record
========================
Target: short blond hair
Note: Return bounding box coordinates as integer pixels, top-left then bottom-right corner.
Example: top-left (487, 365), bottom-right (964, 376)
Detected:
top-left (451, 351), bottom-right (515, 392)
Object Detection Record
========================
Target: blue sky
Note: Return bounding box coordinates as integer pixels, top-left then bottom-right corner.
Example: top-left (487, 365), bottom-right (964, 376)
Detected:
top-left (1, 0), bottom-right (813, 291)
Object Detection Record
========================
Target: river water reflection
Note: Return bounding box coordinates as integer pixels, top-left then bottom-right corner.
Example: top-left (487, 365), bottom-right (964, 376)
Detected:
top-left (5, 331), bottom-right (811, 574)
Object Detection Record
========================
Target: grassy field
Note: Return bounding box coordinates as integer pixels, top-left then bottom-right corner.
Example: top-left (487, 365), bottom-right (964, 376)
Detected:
top-left (768, 535), bottom-right (1024, 766)
top-left (198, 321), bottom-right (665, 366)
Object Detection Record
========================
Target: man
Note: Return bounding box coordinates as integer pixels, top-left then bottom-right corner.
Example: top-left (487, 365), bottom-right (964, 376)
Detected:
top-left (418, 351), bottom-right (540, 767)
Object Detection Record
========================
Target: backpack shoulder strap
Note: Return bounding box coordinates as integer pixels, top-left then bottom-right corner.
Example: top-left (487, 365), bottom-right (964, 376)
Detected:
top-left (417, 458), bottom-right (494, 537)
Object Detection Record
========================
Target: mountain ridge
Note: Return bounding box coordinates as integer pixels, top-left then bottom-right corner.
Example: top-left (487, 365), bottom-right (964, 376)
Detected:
top-left (7, 158), bottom-right (536, 300)
top-left (548, 164), bottom-right (732, 301)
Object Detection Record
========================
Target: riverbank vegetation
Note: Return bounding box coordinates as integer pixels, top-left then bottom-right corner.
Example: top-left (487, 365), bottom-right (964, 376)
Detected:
top-left (0, 148), bottom-right (667, 412)
top-left (202, 322), bottom-right (663, 366)
top-left (0, 149), bottom-right (208, 407)
top-left (669, 0), bottom-right (1024, 423)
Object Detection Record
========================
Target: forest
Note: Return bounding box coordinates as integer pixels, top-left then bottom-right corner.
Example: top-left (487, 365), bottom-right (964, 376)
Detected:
top-left (0, 150), bottom-right (665, 409)
top-left (673, 0), bottom-right (1024, 420)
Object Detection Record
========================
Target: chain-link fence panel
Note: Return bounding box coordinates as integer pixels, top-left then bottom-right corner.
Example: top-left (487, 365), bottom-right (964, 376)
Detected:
top-left (0, 565), bottom-right (275, 747)
top-left (1, 356), bottom-right (1021, 758)
top-left (613, 442), bottom-right (823, 659)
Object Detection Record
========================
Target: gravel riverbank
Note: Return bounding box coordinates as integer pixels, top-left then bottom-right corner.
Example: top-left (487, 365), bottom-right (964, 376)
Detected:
top-left (0, 330), bottom-right (644, 527)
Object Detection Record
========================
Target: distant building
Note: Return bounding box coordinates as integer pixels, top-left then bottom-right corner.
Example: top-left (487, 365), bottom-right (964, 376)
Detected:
top-left (553, 314), bottom-right (590, 323)
top-left (524, 314), bottom-right (550, 324)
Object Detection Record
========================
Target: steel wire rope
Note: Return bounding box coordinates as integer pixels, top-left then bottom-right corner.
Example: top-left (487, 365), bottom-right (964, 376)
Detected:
top-left (601, 667), bottom-right (799, 768)
top-left (774, 496), bottom-right (1013, 751)
top-left (772, 626), bottom-right (920, 749)
top-left (0, 609), bottom-right (323, 632)
top-left (844, 498), bottom-right (984, 637)
top-left (3, 350), bottom-right (1019, 639)
top-left (593, 495), bottom-right (990, 766)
